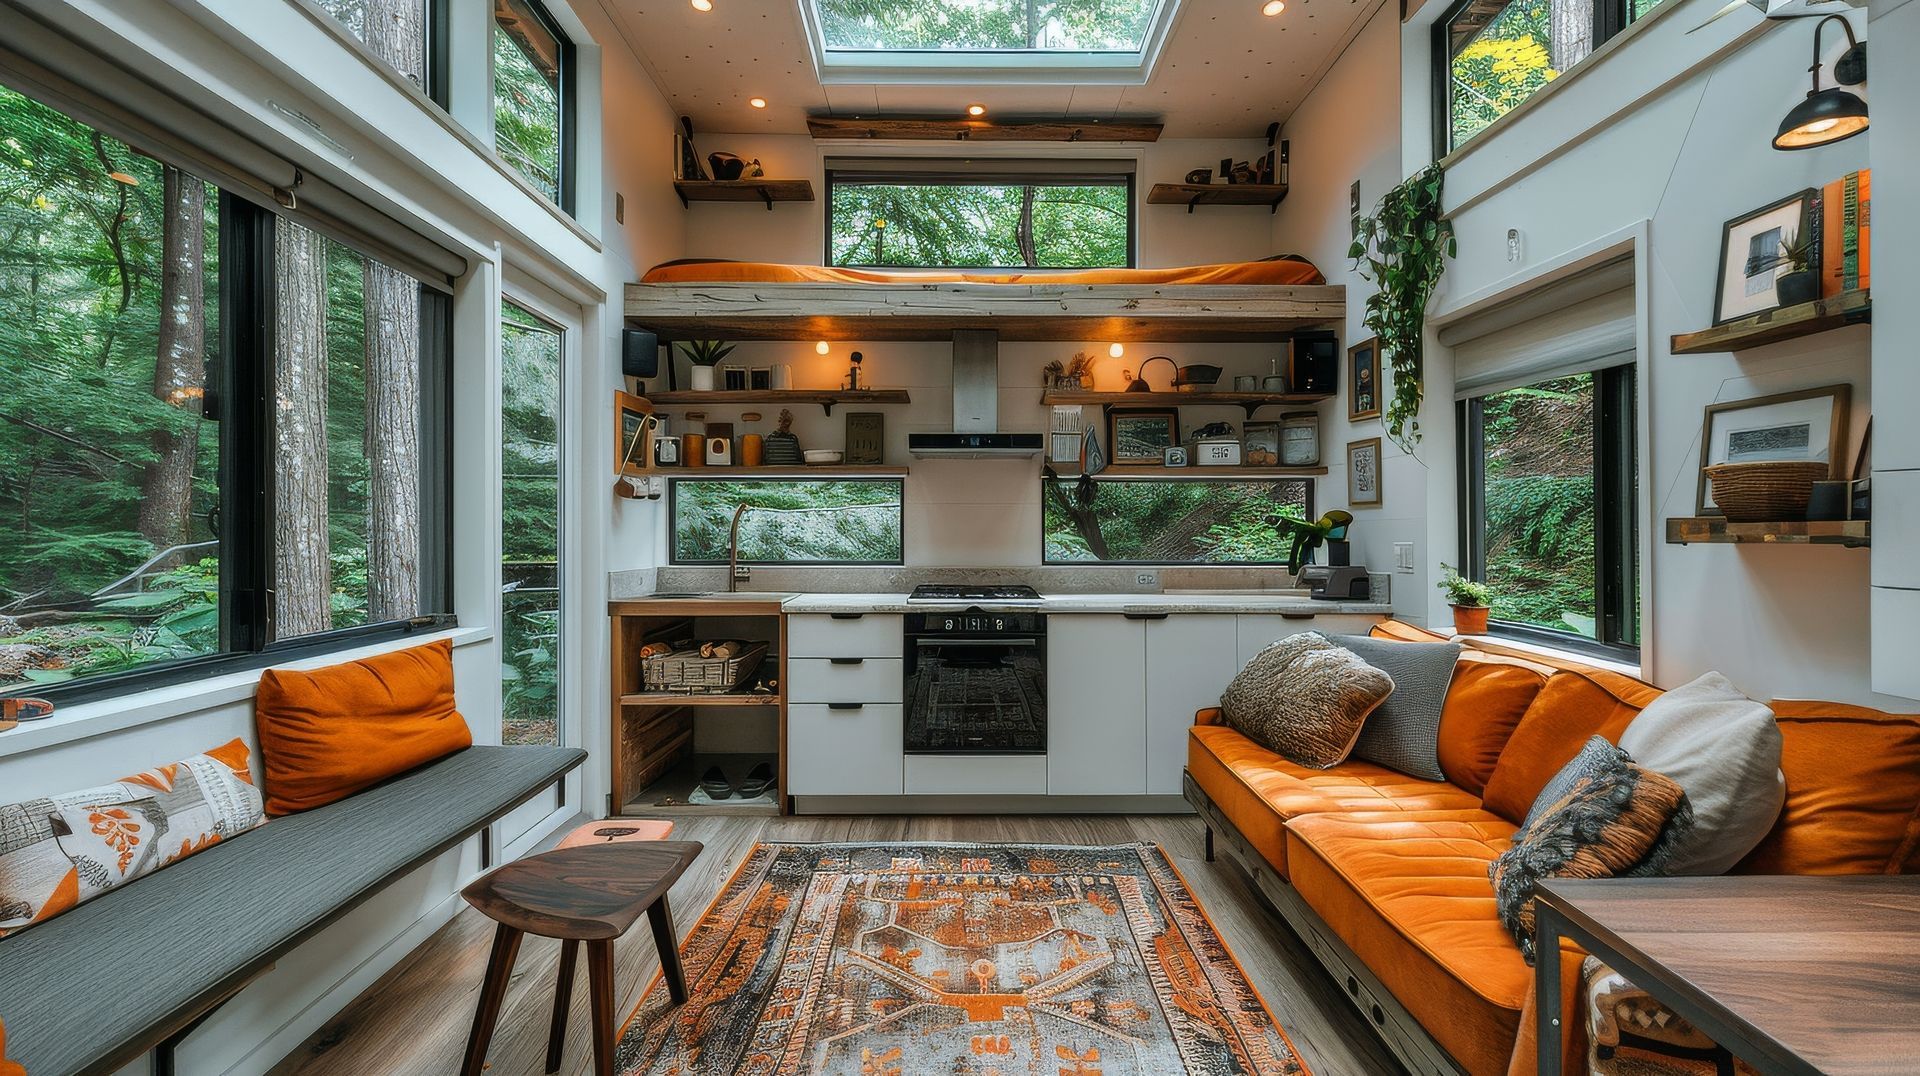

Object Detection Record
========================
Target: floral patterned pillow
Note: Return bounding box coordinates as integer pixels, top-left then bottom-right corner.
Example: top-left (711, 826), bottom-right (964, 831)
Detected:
top-left (0, 738), bottom-right (265, 937)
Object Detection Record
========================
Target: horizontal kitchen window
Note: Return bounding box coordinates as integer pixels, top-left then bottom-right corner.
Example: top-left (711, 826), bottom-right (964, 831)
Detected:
top-left (670, 479), bottom-right (905, 565)
top-left (827, 161), bottom-right (1134, 270)
top-left (1041, 477), bottom-right (1313, 564)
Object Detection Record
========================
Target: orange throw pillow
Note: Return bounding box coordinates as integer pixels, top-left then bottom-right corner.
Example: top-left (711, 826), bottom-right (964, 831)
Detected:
top-left (254, 639), bottom-right (472, 816)
top-left (0, 1014), bottom-right (24, 1076)
top-left (1437, 657), bottom-right (1550, 798)
top-left (1481, 670), bottom-right (1659, 823)
top-left (1735, 700), bottom-right (1920, 875)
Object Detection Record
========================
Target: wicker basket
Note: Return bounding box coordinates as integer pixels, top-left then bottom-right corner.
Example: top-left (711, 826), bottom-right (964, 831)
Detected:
top-left (1705, 461), bottom-right (1830, 522)
top-left (641, 641), bottom-right (768, 694)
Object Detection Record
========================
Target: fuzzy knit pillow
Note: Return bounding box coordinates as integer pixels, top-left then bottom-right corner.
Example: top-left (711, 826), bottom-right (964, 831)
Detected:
top-left (1219, 631), bottom-right (1395, 768)
top-left (1492, 736), bottom-right (1692, 963)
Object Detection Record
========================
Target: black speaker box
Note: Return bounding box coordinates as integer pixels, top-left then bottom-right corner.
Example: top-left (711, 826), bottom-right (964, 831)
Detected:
top-left (622, 329), bottom-right (660, 379)
top-left (1289, 332), bottom-right (1338, 395)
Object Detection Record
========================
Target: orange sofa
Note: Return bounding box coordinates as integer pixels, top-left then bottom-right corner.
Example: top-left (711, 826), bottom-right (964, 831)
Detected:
top-left (1183, 621), bottom-right (1920, 1076)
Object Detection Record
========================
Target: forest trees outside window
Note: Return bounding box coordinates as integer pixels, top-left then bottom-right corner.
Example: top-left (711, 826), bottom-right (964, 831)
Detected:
top-left (0, 78), bottom-right (451, 699)
top-left (500, 300), bottom-right (562, 746)
top-left (672, 480), bottom-right (905, 564)
top-left (312, 0), bottom-right (446, 104)
top-left (1042, 479), bottom-right (1312, 563)
top-left (493, 0), bottom-right (574, 211)
top-left (828, 167), bottom-right (1133, 269)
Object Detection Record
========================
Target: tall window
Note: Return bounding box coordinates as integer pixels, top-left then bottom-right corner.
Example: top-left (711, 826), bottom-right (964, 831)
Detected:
top-left (493, 0), bottom-right (574, 212)
top-left (1042, 479), bottom-right (1312, 563)
top-left (828, 166), bottom-right (1133, 269)
top-left (671, 480), bottom-right (905, 565)
top-left (1459, 367), bottom-right (1638, 655)
top-left (1436, 0), bottom-right (1670, 153)
top-left (0, 78), bottom-right (452, 700)
top-left (500, 300), bottom-right (562, 746)
top-left (312, 0), bottom-right (447, 104)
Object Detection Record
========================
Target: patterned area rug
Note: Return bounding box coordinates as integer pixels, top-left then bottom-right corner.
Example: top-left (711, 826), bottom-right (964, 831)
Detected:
top-left (614, 842), bottom-right (1307, 1076)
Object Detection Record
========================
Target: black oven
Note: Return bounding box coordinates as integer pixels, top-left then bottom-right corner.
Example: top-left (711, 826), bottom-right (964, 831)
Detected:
top-left (903, 611), bottom-right (1046, 754)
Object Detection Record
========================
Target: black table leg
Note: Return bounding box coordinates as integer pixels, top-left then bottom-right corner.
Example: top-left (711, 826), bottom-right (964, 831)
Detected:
top-left (546, 937), bottom-right (579, 1074)
top-left (461, 922), bottom-right (523, 1076)
top-left (1536, 906), bottom-right (1564, 1076)
top-left (648, 894), bottom-right (688, 1004)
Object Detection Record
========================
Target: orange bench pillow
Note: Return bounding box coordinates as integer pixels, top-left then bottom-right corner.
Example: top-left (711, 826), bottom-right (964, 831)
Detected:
top-left (1735, 700), bottom-right (1920, 875)
top-left (255, 639), bottom-right (472, 816)
top-left (1481, 669), bottom-right (1662, 823)
top-left (1436, 655), bottom-right (1551, 798)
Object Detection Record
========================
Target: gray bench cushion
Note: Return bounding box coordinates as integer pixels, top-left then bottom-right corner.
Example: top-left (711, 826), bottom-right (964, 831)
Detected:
top-left (0, 744), bottom-right (584, 1074)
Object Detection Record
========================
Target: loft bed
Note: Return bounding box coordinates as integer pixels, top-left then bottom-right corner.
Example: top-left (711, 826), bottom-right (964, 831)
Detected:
top-left (623, 258), bottom-right (1345, 342)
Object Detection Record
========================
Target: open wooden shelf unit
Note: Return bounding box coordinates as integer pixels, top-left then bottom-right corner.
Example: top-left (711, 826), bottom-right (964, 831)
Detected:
top-left (645, 389), bottom-right (911, 414)
top-left (673, 179), bottom-right (814, 210)
top-left (1042, 390), bottom-right (1330, 408)
top-left (1670, 289), bottom-right (1870, 354)
top-left (1146, 182), bottom-right (1290, 213)
top-left (1078, 465), bottom-right (1330, 478)
top-left (634, 464), bottom-right (909, 478)
top-left (1666, 517), bottom-right (1869, 547)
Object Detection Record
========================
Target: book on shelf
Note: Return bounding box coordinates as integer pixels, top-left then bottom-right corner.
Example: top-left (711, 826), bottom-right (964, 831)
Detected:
top-left (1820, 169), bottom-right (1871, 298)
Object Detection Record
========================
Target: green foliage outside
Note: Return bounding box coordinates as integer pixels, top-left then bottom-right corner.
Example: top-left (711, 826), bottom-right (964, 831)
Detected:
top-left (501, 302), bottom-right (561, 745)
top-left (674, 481), bottom-right (904, 563)
top-left (831, 182), bottom-right (1128, 268)
top-left (1479, 375), bottom-right (1598, 638)
top-left (1042, 480), bottom-right (1310, 563)
top-left (494, 17), bottom-right (561, 204)
top-left (816, 0), bottom-right (1155, 50)
top-left (1449, 0), bottom-right (1561, 149)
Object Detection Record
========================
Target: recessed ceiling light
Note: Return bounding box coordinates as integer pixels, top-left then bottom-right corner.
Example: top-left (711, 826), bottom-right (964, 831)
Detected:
top-left (967, 103), bottom-right (987, 117)
top-left (1263, 0), bottom-right (1285, 14)
top-left (690, 0), bottom-right (712, 10)
top-left (749, 97), bottom-right (768, 109)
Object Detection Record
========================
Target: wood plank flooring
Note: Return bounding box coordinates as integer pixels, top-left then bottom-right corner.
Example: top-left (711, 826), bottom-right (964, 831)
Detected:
top-left (269, 813), bottom-right (1404, 1076)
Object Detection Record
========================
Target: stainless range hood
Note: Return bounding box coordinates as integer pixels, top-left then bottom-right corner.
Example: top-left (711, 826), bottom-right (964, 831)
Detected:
top-left (908, 329), bottom-right (1044, 459)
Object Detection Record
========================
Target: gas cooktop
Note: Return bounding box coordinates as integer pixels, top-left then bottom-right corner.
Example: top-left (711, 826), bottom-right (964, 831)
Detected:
top-left (907, 583), bottom-right (1044, 604)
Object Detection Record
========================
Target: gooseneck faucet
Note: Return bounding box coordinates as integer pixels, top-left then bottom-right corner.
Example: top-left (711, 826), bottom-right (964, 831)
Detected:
top-left (727, 503), bottom-right (758, 593)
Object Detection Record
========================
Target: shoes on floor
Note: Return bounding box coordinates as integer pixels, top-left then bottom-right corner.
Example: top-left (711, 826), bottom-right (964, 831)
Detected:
top-left (700, 765), bottom-right (734, 800)
top-left (738, 762), bottom-right (775, 798)
top-left (699, 763), bottom-right (776, 801)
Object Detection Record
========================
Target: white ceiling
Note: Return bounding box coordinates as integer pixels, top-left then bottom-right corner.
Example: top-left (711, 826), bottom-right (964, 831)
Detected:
top-left (598, 0), bottom-right (1385, 139)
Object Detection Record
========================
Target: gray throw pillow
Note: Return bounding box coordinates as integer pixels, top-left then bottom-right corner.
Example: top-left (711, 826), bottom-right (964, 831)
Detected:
top-left (1334, 635), bottom-right (1461, 781)
top-left (1617, 672), bottom-right (1784, 875)
top-left (1219, 631), bottom-right (1394, 769)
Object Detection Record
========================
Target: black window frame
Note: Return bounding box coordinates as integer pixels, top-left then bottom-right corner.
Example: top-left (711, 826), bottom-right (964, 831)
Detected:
top-left (0, 92), bottom-right (457, 708)
top-left (1456, 364), bottom-right (1639, 661)
top-left (667, 477), bottom-right (907, 567)
top-left (493, 0), bottom-right (577, 216)
top-left (1432, 0), bottom-right (1653, 158)
top-left (823, 166), bottom-right (1137, 271)
top-left (1038, 474), bottom-right (1317, 567)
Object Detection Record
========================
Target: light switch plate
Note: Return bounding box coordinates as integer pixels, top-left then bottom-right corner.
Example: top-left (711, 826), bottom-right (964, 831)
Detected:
top-left (1394, 542), bottom-right (1415, 573)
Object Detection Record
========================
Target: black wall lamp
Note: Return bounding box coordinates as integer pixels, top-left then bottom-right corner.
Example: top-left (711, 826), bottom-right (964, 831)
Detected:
top-left (1774, 14), bottom-right (1868, 150)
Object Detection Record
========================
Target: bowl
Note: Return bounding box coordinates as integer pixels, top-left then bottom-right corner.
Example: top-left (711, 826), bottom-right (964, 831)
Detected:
top-left (1704, 461), bottom-right (1830, 521)
top-left (1177, 363), bottom-right (1223, 386)
top-left (803, 449), bottom-right (844, 465)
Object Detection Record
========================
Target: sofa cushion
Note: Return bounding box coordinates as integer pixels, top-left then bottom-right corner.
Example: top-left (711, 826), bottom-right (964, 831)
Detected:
top-left (1219, 632), bottom-right (1393, 769)
top-left (0, 1016), bottom-right (21, 1076)
top-left (1338, 635), bottom-right (1461, 781)
top-left (1188, 724), bottom-right (1481, 877)
top-left (255, 639), bottom-right (473, 815)
top-left (1735, 700), bottom-right (1920, 876)
top-left (1438, 655), bottom-right (1551, 798)
top-left (1481, 669), bottom-right (1660, 823)
top-left (1618, 672), bottom-right (1784, 875)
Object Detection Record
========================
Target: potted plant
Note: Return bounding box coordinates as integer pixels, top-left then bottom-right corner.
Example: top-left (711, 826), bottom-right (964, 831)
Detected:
top-left (1437, 563), bottom-right (1492, 635)
top-left (1774, 229), bottom-right (1819, 307)
top-left (676, 340), bottom-right (736, 391)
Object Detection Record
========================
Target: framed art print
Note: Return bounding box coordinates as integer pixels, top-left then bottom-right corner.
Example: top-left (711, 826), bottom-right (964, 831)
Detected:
top-left (1695, 385), bottom-right (1851, 514)
top-left (1347, 336), bottom-right (1381, 422)
top-left (1108, 409), bottom-right (1180, 465)
top-left (1714, 190), bottom-right (1817, 324)
top-left (615, 390), bottom-right (655, 477)
top-left (1347, 437), bottom-right (1383, 507)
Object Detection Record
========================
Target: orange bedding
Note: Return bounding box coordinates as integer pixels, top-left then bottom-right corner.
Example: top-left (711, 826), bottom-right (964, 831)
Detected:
top-left (640, 257), bottom-right (1325, 287)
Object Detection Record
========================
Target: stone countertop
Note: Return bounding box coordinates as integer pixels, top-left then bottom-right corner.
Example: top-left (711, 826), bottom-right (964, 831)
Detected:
top-left (776, 592), bottom-right (1392, 615)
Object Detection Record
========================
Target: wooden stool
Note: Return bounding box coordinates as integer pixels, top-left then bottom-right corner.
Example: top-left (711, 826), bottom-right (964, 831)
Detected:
top-left (555, 818), bottom-right (674, 849)
top-left (459, 840), bottom-right (702, 1076)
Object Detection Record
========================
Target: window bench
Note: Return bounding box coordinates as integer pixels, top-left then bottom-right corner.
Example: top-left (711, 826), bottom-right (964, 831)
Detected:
top-left (0, 744), bottom-right (585, 1075)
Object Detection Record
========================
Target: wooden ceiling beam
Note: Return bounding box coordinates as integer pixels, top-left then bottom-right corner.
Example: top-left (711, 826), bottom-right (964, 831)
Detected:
top-left (806, 116), bottom-right (1163, 143)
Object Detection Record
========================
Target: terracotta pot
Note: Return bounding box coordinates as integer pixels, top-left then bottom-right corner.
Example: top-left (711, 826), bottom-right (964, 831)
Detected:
top-left (1451, 604), bottom-right (1489, 635)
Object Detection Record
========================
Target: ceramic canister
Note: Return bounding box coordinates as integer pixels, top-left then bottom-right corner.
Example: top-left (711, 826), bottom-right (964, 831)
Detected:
top-left (682, 433), bottom-right (706, 467)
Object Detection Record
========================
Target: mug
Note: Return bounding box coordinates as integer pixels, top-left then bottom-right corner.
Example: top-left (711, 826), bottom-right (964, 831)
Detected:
top-left (771, 363), bottom-right (793, 389)
top-left (1233, 375), bottom-right (1258, 391)
top-left (1262, 374), bottom-right (1287, 391)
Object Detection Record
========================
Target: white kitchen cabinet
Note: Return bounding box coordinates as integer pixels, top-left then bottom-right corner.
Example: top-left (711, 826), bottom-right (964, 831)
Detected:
top-left (1144, 615), bottom-right (1240, 795)
top-left (1046, 615), bottom-right (1148, 794)
top-left (787, 613), bottom-right (903, 659)
top-left (1236, 613), bottom-right (1380, 667)
top-left (787, 658), bottom-right (905, 703)
top-left (906, 755), bottom-right (1047, 795)
top-left (788, 704), bottom-right (904, 795)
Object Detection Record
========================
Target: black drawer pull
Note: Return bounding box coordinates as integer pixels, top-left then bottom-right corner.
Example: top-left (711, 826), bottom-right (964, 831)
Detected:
top-left (829, 657), bottom-right (865, 666)
top-left (1280, 612), bottom-right (1317, 621)
top-left (827, 702), bottom-right (864, 711)
top-left (829, 613), bottom-right (865, 620)
top-left (1123, 611), bottom-right (1170, 621)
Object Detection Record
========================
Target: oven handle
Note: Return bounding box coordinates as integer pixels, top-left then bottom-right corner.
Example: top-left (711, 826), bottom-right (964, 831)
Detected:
top-left (914, 638), bottom-right (1040, 649)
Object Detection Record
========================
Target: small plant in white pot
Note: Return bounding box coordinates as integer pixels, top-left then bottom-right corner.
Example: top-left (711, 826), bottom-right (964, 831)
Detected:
top-left (1437, 563), bottom-right (1491, 635)
top-left (676, 340), bottom-right (736, 391)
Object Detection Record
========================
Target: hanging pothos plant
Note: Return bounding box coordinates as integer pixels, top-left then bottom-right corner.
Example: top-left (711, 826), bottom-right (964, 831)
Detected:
top-left (1349, 163), bottom-right (1455, 453)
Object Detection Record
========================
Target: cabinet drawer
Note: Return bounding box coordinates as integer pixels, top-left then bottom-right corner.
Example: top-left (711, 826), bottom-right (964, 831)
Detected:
top-left (788, 704), bottom-right (903, 795)
top-left (905, 754), bottom-right (1047, 795)
top-left (787, 613), bottom-right (903, 659)
top-left (787, 657), bottom-right (904, 703)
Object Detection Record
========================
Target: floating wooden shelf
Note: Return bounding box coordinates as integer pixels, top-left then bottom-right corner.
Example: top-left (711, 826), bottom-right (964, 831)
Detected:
top-left (1666, 517), bottom-right (1869, 547)
top-left (1041, 390), bottom-right (1330, 417)
top-left (640, 465), bottom-right (908, 477)
top-left (646, 389), bottom-right (910, 415)
top-left (1146, 182), bottom-right (1291, 213)
top-left (1671, 289), bottom-right (1870, 354)
top-left (673, 179), bottom-right (814, 210)
top-left (807, 116), bottom-right (1162, 143)
top-left (619, 692), bottom-right (781, 707)
top-left (1072, 465), bottom-right (1330, 478)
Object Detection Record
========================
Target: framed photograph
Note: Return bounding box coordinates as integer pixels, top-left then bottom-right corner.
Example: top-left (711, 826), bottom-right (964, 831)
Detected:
top-left (1347, 437), bottom-right (1383, 507)
top-left (845, 412), bottom-right (885, 465)
top-left (1108, 409), bottom-right (1180, 465)
top-left (1695, 385), bottom-right (1851, 515)
top-left (1714, 190), bottom-right (1817, 324)
top-left (614, 390), bottom-right (654, 477)
top-left (1347, 336), bottom-right (1381, 421)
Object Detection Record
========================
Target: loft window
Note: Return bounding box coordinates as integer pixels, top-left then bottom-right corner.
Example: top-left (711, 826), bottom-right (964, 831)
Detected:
top-left (670, 480), bottom-right (905, 565)
top-left (493, 0), bottom-right (575, 212)
top-left (803, 0), bottom-right (1179, 83)
top-left (1458, 367), bottom-right (1639, 656)
top-left (310, 0), bottom-right (451, 106)
top-left (0, 77), bottom-right (453, 703)
top-left (1435, 0), bottom-right (1672, 153)
top-left (827, 163), bottom-right (1134, 269)
top-left (1042, 478), bottom-right (1313, 564)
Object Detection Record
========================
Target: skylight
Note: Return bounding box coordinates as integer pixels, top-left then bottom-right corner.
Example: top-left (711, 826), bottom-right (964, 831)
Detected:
top-left (802, 0), bottom-right (1179, 84)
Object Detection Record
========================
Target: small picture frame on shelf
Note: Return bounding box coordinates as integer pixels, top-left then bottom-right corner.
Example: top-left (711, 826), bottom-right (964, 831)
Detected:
top-left (1347, 336), bottom-right (1381, 421)
top-left (1347, 437), bottom-right (1383, 507)
top-left (1694, 384), bottom-right (1850, 515)
top-left (845, 412), bottom-right (885, 465)
top-left (1108, 409), bottom-right (1180, 465)
top-left (614, 390), bottom-right (653, 477)
top-left (1714, 189), bottom-right (1818, 324)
